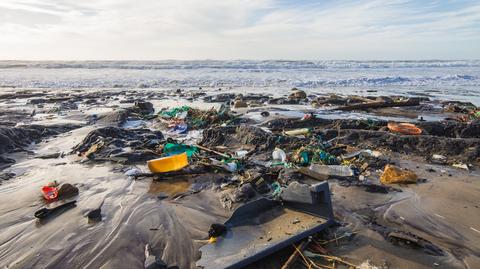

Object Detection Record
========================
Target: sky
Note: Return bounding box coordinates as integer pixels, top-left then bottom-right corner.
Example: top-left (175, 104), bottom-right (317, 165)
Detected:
top-left (0, 0), bottom-right (479, 60)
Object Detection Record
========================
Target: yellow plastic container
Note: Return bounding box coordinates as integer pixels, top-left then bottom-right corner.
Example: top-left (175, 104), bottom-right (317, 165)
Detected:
top-left (147, 152), bottom-right (188, 173)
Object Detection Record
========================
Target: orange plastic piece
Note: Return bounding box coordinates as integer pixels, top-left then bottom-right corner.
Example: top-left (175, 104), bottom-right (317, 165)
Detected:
top-left (387, 122), bottom-right (422, 135)
top-left (380, 164), bottom-right (418, 184)
top-left (42, 186), bottom-right (58, 200)
top-left (147, 152), bottom-right (188, 173)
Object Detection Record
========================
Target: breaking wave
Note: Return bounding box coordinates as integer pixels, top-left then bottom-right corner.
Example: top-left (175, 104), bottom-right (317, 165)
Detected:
top-left (1, 60), bottom-right (480, 70)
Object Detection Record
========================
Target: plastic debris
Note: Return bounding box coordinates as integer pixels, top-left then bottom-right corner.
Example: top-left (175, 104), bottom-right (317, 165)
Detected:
top-left (225, 162), bottom-right (238, 172)
top-left (297, 166), bottom-right (329, 181)
top-left (41, 185), bottom-right (59, 201)
top-left (147, 153), bottom-right (188, 173)
top-left (235, 150), bottom-right (249, 158)
top-left (172, 123), bottom-right (188, 134)
top-left (159, 106), bottom-right (191, 118)
top-left (431, 154), bottom-right (447, 164)
top-left (272, 148), bottom-right (287, 162)
top-left (125, 168), bottom-right (142, 177)
top-left (452, 163), bottom-right (469, 170)
top-left (342, 149), bottom-right (381, 159)
top-left (387, 122), bottom-right (422, 135)
top-left (284, 128), bottom-right (310, 136)
top-left (271, 182), bottom-right (282, 197)
top-left (380, 164), bottom-right (418, 184)
top-left (308, 164), bottom-right (355, 178)
top-left (163, 143), bottom-right (198, 158)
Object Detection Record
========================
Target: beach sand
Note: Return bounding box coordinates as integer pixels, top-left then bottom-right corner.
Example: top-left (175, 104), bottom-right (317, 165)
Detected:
top-left (0, 87), bottom-right (478, 269)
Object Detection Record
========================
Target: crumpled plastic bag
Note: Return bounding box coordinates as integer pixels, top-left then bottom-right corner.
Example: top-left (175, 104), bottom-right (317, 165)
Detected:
top-left (380, 164), bottom-right (418, 184)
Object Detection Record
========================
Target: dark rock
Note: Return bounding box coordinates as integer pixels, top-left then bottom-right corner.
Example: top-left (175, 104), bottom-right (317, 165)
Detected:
top-left (460, 119), bottom-right (480, 138)
top-left (264, 117), bottom-right (385, 131)
top-left (364, 184), bottom-right (389, 194)
top-left (37, 152), bottom-right (62, 159)
top-left (288, 89), bottom-right (307, 100)
top-left (0, 172), bottom-right (15, 180)
top-left (144, 244), bottom-right (168, 269)
top-left (322, 129), bottom-right (480, 163)
top-left (203, 93), bottom-right (236, 103)
top-left (96, 109), bottom-right (129, 126)
top-left (0, 156), bottom-right (16, 170)
top-left (144, 256), bottom-right (167, 269)
top-left (57, 183), bottom-right (79, 199)
top-left (201, 125), bottom-right (275, 152)
top-left (268, 98), bottom-right (300, 105)
top-left (232, 183), bottom-right (255, 202)
top-left (232, 100), bottom-right (248, 108)
top-left (87, 208), bottom-right (102, 221)
top-left (132, 101), bottom-right (154, 115)
top-left (208, 223), bottom-right (227, 238)
top-left (0, 124), bottom-right (82, 155)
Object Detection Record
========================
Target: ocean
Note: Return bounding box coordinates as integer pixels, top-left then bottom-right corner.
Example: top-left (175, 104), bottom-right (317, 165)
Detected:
top-left (1, 60), bottom-right (479, 104)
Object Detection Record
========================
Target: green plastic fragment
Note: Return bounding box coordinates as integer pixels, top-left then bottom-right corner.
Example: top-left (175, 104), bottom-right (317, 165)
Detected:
top-left (163, 143), bottom-right (198, 158)
top-left (160, 106), bottom-right (191, 118)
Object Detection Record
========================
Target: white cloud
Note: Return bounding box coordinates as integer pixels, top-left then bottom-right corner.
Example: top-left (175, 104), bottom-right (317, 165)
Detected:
top-left (0, 0), bottom-right (479, 60)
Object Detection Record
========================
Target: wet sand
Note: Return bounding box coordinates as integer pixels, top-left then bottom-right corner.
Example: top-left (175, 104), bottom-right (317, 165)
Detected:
top-left (0, 87), bottom-right (479, 269)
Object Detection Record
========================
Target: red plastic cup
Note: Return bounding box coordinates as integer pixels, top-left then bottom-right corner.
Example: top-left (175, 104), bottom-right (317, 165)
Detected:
top-left (42, 186), bottom-right (58, 200)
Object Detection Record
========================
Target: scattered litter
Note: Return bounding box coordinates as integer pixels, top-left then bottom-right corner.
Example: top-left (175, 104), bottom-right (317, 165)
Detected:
top-left (284, 128), bottom-right (310, 136)
top-left (387, 122), bottom-right (422, 135)
top-left (272, 147), bottom-right (287, 162)
top-left (358, 260), bottom-right (380, 269)
top-left (125, 168), bottom-right (142, 177)
top-left (452, 163), bottom-right (469, 170)
top-left (470, 227), bottom-right (480, 234)
top-left (432, 154), bottom-right (447, 163)
top-left (147, 153), bottom-right (188, 173)
top-left (235, 150), bottom-right (249, 158)
top-left (380, 164), bottom-right (418, 184)
top-left (163, 143), bottom-right (198, 158)
top-left (308, 164), bottom-right (355, 178)
top-left (41, 185), bottom-right (58, 201)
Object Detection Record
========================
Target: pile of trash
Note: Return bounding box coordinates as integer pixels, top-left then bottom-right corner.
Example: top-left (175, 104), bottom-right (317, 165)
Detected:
top-left (158, 105), bottom-right (239, 132)
top-left (72, 126), bottom-right (164, 164)
top-left (33, 99), bottom-right (476, 268)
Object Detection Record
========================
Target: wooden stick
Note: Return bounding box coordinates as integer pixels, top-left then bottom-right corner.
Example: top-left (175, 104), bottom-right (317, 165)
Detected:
top-left (334, 99), bottom-right (419, 111)
top-left (318, 231), bottom-right (359, 245)
top-left (197, 161), bottom-right (233, 173)
top-left (293, 245), bottom-right (331, 269)
top-left (316, 255), bottom-right (357, 268)
top-left (195, 144), bottom-right (231, 159)
top-left (281, 239), bottom-right (311, 269)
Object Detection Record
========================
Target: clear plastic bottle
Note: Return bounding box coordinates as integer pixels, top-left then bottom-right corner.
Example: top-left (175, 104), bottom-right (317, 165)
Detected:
top-left (308, 164), bottom-right (354, 177)
top-left (272, 148), bottom-right (287, 162)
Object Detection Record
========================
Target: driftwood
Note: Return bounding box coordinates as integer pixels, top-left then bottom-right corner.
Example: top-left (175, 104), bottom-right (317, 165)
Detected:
top-left (281, 239), bottom-right (311, 269)
top-left (334, 99), bottom-right (420, 111)
top-left (195, 144), bottom-right (231, 159)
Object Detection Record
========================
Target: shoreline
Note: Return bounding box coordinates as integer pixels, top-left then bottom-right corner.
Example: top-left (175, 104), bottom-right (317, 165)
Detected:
top-left (0, 87), bottom-right (479, 268)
